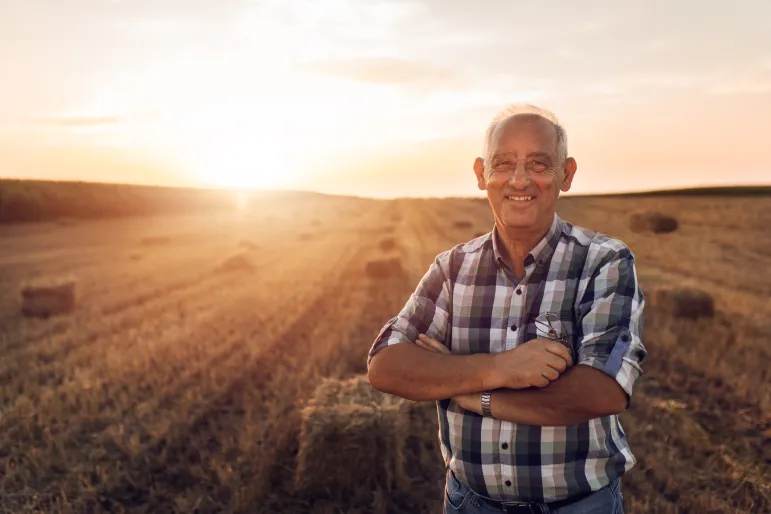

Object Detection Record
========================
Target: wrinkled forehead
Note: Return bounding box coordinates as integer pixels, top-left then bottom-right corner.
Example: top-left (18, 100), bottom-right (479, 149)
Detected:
top-left (490, 114), bottom-right (559, 157)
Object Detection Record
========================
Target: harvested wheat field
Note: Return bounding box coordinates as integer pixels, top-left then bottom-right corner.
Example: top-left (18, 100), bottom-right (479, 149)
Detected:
top-left (1, 189), bottom-right (770, 513)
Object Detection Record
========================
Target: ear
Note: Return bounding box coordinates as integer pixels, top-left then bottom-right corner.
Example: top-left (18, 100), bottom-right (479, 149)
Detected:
top-left (473, 157), bottom-right (487, 191)
top-left (560, 157), bottom-right (577, 192)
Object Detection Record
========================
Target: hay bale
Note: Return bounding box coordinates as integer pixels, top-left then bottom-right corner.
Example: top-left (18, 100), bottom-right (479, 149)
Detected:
top-left (238, 239), bottom-right (259, 251)
top-left (653, 287), bottom-right (714, 319)
top-left (299, 233), bottom-right (314, 241)
top-left (629, 212), bottom-right (678, 234)
top-left (140, 236), bottom-right (171, 246)
top-left (130, 253), bottom-right (142, 261)
top-left (454, 220), bottom-right (473, 229)
top-left (295, 377), bottom-right (408, 500)
top-left (55, 217), bottom-right (77, 227)
top-left (216, 253), bottom-right (255, 273)
top-left (378, 237), bottom-right (397, 251)
top-left (365, 257), bottom-right (404, 279)
top-left (21, 279), bottom-right (77, 318)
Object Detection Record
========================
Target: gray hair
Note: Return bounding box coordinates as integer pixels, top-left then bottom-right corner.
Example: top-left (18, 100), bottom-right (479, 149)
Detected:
top-left (481, 104), bottom-right (568, 165)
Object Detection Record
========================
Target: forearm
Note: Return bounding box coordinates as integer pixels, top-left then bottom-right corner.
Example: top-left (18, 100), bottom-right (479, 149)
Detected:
top-left (477, 366), bottom-right (626, 426)
top-left (368, 343), bottom-right (499, 402)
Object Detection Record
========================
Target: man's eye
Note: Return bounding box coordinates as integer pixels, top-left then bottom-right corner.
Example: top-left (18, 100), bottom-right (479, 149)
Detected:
top-left (530, 161), bottom-right (548, 172)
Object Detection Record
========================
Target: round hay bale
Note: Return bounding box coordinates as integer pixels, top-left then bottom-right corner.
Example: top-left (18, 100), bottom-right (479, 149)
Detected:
top-left (629, 212), bottom-right (678, 234)
top-left (378, 237), bottom-right (397, 251)
top-left (365, 257), bottom-right (404, 279)
top-left (653, 287), bottom-right (714, 319)
top-left (130, 253), bottom-right (142, 261)
top-left (21, 279), bottom-right (77, 318)
top-left (216, 253), bottom-right (255, 273)
top-left (454, 220), bottom-right (473, 229)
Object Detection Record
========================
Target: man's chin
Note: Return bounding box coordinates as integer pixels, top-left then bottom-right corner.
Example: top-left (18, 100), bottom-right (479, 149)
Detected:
top-left (500, 212), bottom-right (540, 230)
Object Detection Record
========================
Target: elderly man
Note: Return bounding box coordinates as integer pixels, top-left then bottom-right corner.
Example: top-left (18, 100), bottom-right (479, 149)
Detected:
top-left (367, 105), bottom-right (646, 513)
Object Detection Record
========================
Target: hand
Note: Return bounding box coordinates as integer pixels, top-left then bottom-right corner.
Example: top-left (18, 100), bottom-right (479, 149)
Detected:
top-left (491, 338), bottom-right (573, 390)
top-left (415, 333), bottom-right (451, 354)
top-left (451, 392), bottom-right (482, 415)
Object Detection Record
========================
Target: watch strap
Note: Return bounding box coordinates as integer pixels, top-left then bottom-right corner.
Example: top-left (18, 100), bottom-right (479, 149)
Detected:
top-left (481, 391), bottom-right (493, 417)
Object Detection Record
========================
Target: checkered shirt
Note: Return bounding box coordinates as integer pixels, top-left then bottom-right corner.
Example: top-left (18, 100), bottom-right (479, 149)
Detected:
top-left (367, 213), bottom-right (646, 503)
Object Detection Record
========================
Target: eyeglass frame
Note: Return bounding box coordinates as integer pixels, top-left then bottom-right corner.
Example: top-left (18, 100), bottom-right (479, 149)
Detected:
top-left (533, 312), bottom-right (576, 363)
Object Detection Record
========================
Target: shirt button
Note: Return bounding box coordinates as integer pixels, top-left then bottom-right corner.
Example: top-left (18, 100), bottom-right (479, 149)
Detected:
top-left (510, 324), bottom-right (517, 331)
top-left (505, 480), bottom-right (512, 487)
top-left (515, 288), bottom-right (522, 295)
top-left (501, 442), bottom-right (509, 449)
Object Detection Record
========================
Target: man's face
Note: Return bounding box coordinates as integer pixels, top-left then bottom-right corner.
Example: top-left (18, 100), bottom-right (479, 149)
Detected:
top-left (473, 115), bottom-right (576, 231)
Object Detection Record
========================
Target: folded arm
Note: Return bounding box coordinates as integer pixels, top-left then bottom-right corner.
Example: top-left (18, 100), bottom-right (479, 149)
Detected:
top-left (455, 365), bottom-right (628, 426)
top-left (368, 343), bottom-right (499, 402)
top-left (456, 247), bottom-right (647, 426)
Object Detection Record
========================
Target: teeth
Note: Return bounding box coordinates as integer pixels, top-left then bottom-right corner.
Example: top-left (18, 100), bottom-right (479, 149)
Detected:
top-left (506, 196), bottom-right (533, 201)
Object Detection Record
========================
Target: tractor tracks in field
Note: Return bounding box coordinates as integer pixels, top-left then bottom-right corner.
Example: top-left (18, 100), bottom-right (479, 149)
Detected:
top-left (92, 230), bottom-right (380, 508)
top-left (2, 206), bottom-right (392, 507)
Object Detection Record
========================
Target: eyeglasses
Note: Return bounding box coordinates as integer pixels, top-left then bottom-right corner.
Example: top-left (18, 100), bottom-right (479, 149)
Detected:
top-left (487, 159), bottom-right (559, 178)
top-left (534, 312), bottom-right (575, 362)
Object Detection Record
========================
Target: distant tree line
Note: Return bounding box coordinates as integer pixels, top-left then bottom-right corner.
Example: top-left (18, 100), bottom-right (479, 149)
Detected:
top-left (0, 180), bottom-right (235, 223)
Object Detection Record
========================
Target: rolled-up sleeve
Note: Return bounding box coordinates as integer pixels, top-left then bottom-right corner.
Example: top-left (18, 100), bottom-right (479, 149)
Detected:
top-left (576, 248), bottom-right (646, 400)
top-left (366, 253), bottom-right (452, 369)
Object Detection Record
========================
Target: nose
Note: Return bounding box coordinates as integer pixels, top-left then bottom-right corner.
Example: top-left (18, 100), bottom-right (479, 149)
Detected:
top-left (508, 161), bottom-right (531, 189)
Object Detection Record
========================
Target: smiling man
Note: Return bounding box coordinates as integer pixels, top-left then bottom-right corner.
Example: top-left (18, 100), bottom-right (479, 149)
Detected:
top-left (367, 105), bottom-right (646, 513)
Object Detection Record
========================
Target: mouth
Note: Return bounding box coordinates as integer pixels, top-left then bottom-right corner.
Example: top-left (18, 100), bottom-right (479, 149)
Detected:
top-left (504, 195), bottom-right (535, 203)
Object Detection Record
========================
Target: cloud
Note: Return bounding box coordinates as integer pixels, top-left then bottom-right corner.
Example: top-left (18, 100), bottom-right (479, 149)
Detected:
top-left (26, 116), bottom-right (121, 127)
top-left (301, 57), bottom-right (466, 88)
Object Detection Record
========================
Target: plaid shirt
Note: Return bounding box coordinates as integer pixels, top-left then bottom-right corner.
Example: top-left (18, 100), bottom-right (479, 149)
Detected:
top-left (367, 213), bottom-right (646, 503)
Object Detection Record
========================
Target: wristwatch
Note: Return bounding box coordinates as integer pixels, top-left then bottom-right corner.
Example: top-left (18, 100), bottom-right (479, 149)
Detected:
top-left (481, 391), bottom-right (493, 417)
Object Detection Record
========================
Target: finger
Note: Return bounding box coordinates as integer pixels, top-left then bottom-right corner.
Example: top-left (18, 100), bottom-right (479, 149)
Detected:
top-left (545, 353), bottom-right (568, 373)
top-left (418, 334), bottom-right (451, 354)
top-left (541, 366), bottom-right (560, 381)
top-left (414, 339), bottom-right (431, 351)
top-left (543, 341), bottom-right (573, 367)
top-left (415, 337), bottom-right (443, 353)
top-left (535, 376), bottom-right (550, 388)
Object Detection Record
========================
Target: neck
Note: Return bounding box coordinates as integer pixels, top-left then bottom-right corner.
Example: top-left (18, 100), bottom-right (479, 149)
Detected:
top-left (495, 215), bottom-right (554, 275)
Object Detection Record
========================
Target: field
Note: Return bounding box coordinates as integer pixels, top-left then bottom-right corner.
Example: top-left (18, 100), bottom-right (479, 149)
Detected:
top-left (1, 189), bottom-right (770, 513)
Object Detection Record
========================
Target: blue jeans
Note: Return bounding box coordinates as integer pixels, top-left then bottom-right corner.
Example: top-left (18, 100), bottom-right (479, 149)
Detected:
top-left (444, 470), bottom-right (624, 514)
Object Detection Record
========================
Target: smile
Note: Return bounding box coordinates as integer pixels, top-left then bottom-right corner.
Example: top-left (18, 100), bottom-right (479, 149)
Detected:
top-left (505, 195), bottom-right (534, 202)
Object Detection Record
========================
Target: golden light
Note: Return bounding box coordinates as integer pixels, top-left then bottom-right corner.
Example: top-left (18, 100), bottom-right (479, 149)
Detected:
top-left (183, 126), bottom-right (291, 190)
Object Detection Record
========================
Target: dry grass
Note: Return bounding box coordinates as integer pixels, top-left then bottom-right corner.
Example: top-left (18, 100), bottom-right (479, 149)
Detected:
top-left (0, 192), bottom-right (768, 513)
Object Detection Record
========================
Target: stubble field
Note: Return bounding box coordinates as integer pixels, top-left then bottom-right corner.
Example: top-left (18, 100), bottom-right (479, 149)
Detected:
top-left (1, 191), bottom-right (769, 513)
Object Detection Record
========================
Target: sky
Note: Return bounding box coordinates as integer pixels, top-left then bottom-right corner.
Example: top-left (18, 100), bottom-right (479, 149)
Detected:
top-left (1, 0), bottom-right (770, 198)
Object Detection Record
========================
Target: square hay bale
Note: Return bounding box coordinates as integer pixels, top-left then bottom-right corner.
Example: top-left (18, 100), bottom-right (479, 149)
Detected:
top-left (21, 279), bottom-right (77, 318)
top-left (140, 236), bottom-right (171, 246)
top-left (629, 212), bottom-right (678, 234)
top-left (651, 287), bottom-right (714, 319)
top-left (365, 257), bottom-right (404, 279)
top-left (216, 253), bottom-right (255, 273)
top-left (294, 402), bottom-right (408, 500)
top-left (295, 376), bottom-right (412, 502)
top-left (238, 239), bottom-right (259, 251)
top-left (378, 237), bottom-right (398, 251)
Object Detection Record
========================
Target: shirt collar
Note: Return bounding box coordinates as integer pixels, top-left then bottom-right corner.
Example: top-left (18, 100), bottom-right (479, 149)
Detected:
top-left (491, 214), bottom-right (563, 269)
